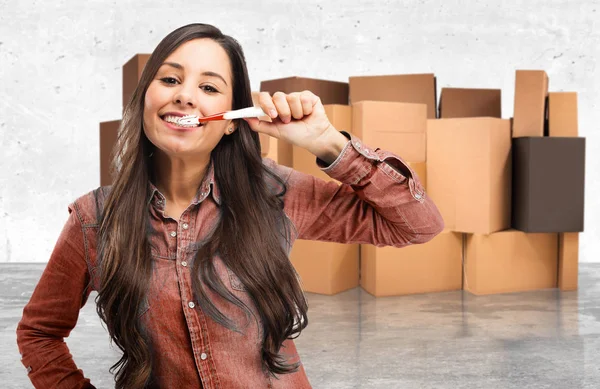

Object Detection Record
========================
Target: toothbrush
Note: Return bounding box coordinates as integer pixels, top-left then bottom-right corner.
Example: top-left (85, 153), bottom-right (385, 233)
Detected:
top-left (177, 107), bottom-right (267, 127)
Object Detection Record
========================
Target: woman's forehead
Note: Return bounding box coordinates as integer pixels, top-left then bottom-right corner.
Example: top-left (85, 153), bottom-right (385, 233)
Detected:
top-left (163, 39), bottom-right (232, 83)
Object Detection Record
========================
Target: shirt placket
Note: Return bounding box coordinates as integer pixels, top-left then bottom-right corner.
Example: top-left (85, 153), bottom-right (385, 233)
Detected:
top-left (174, 202), bottom-right (220, 389)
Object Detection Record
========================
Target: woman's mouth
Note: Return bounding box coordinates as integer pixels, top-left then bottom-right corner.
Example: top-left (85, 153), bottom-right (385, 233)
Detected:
top-left (160, 115), bottom-right (204, 131)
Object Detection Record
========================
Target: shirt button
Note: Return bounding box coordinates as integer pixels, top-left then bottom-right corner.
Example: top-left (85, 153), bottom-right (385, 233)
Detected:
top-left (415, 193), bottom-right (423, 199)
top-left (188, 301), bottom-right (195, 309)
top-left (200, 353), bottom-right (207, 360)
top-left (181, 261), bottom-right (188, 267)
top-left (182, 223), bottom-right (189, 229)
top-left (170, 231), bottom-right (177, 238)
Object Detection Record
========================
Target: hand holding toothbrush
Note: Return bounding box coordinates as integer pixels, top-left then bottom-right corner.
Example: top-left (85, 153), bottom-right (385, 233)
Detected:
top-left (245, 91), bottom-right (349, 165)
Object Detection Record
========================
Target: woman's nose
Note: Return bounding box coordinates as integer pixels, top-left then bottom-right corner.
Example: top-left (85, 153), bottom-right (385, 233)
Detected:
top-left (173, 86), bottom-right (197, 107)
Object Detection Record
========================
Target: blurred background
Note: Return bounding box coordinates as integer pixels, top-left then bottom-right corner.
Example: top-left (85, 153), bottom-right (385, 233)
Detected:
top-left (1, 0), bottom-right (598, 265)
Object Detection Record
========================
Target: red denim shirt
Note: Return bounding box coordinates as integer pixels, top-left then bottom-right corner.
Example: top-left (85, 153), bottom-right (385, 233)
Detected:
top-left (16, 133), bottom-right (444, 388)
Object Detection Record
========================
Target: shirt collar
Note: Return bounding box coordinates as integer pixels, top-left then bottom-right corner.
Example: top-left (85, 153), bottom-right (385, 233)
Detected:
top-left (146, 161), bottom-right (221, 208)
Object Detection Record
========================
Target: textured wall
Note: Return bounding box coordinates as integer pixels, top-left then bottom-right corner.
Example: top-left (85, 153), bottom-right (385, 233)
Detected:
top-left (1, 0), bottom-right (598, 263)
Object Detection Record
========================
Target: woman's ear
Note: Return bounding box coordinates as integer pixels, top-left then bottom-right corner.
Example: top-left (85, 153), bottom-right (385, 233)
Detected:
top-left (224, 119), bottom-right (236, 135)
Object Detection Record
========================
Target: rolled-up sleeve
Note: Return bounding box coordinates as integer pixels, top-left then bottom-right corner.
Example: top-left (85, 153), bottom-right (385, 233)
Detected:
top-left (279, 132), bottom-right (444, 247)
top-left (16, 203), bottom-right (96, 389)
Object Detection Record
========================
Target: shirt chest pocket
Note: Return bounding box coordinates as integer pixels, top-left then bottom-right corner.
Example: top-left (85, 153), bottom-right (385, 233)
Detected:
top-left (226, 267), bottom-right (246, 292)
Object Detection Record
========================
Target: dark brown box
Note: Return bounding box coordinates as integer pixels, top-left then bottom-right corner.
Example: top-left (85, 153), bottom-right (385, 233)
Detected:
top-left (439, 88), bottom-right (501, 118)
top-left (123, 54), bottom-right (150, 111)
top-left (349, 74), bottom-right (437, 118)
top-left (259, 76), bottom-right (349, 104)
top-left (512, 137), bottom-right (585, 232)
top-left (100, 120), bottom-right (121, 186)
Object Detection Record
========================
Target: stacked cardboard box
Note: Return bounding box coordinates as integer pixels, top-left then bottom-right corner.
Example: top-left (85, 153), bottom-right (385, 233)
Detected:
top-left (99, 120), bottom-right (121, 186)
top-left (101, 54), bottom-right (154, 186)
top-left (438, 88), bottom-right (501, 118)
top-left (511, 70), bottom-right (584, 291)
top-left (352, 101), bottom-right (427, 162)
top-left (349, 73), bottom-right (437, 118)
top-left (347, 74), bottom-right (461, 296)
top-left (361, 230), bottom-right (462, 297)
top-left (424, 70), bottom-right (584, 295)
top-left (256, 70), bottom-right (582, 297)
top-left (288, 104), bottom-right (358, 295)
top-left (122, 54), bottom-right (151, 111)
top-left (511, 137), bottom-right (585, 233)
top-left (427, 117), bottom-right (512, 234)
top-left (100, 53), bottom-right (152, 186)
top-left (512, 70), bottom-right (549, 137)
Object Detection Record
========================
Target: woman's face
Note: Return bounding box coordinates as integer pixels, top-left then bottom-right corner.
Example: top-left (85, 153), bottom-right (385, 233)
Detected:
top-left (143, 38), bottom-right (234, 158)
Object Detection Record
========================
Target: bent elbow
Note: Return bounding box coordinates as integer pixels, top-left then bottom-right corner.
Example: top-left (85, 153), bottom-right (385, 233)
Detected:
top-left (409, 220), bottom-right (445, 245)
top-left (404, 207), bottom-right (445, 246)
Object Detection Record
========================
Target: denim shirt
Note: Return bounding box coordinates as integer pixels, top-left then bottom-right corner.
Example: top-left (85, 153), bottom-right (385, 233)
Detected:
top-left (16, 133), bottom-right (444, 388)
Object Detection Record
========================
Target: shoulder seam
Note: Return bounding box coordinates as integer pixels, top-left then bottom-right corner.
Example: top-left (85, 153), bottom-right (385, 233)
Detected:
top-left (72, 200), bottom-right (95, 295)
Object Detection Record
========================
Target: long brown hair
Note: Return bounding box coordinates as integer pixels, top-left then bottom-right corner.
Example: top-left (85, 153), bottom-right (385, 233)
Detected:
top-left (96, 23), bottom-right (308, 388)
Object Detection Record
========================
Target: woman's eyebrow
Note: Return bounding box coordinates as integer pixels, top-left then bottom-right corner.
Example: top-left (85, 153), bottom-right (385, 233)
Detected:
top-left (161, 62), bottom-right (228, 86)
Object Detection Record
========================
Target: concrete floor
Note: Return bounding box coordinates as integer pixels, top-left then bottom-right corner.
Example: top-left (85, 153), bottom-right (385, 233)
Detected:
top-left (2, 264), bottom-right (600, 389)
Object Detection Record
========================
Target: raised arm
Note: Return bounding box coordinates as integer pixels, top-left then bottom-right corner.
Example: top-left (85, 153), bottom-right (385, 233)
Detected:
top-left (273, 133), bottom-right (444, 247)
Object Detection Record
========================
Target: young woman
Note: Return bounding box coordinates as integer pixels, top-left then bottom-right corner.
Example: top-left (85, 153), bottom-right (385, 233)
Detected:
top-left (16, 23), bottom-right (444, 389)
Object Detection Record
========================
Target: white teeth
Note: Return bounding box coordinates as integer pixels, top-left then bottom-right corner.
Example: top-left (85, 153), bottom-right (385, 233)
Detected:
top-left (162, 115), bottom-right (198, 128)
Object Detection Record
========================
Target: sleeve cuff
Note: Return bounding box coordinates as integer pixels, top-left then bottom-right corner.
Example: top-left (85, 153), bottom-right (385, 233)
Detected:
top-left (316, 132), bottom-right (426, 199)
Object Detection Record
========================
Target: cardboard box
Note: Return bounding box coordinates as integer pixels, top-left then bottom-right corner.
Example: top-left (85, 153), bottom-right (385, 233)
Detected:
top-left (406, 162), bottom-right (426, 191)
top-left (289, 239), bottom-right (359, 295)
top-left (558, 232), bottom-right (579, 291)
top-left (324, 104), bottom-right (352, 133)
top-left (258, 133), bottom-right (270, 157)
top-left (288, 105), bottom-right (355, 294)
top-left (464, 230), bottom-right (558, 295)
top-left (349, 74), bottom-right (437, 118)
top-left (512, 137), bottom-right (585, 232)
top-left (266, 138), bottom-right (279, 162)
top-left (99, 120), bottom-right (121, 186)
top-left (123, 54), bottom-right (150, 111)
top-left (439, 88), bottom-right (501, 118)
top-left (352, 101), bottom-right (427, 162)
top-left (292, 105), bottom-right (352, 181)
top-left (275, 140), bottom-right (293, 167)
top-left (360, 230), bottom-right (462, 297)
top-left (512, 70), bottom-right (549, 137)
top-left (548, 92), bottom-right (578, 137)
top-left (427, 118), bottom-right (511, 234)
top-left (259, 76), bottom-right (349, 105)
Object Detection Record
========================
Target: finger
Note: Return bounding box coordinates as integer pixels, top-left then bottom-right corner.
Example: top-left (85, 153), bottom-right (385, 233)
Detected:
top-left (300, 90), bottom-right (316, 116)
top-left (286, 93), bottom-right (304, 120)
top-left (272, 92), bottom-right (292, 124)
top-left (258, 92), bottom-right (278, 119)
top-left (243, 117), bottom-right (279, 138)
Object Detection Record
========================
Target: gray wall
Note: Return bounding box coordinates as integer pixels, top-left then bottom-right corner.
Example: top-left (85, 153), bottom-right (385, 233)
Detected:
top-left (1, 0), bottom-right (598, 263)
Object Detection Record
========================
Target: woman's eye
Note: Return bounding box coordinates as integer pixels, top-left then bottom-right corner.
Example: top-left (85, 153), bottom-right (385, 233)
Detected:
top-left (201, 85), bottom-right (218, 93)
top-left (160, 77), bottom-right (179, 85)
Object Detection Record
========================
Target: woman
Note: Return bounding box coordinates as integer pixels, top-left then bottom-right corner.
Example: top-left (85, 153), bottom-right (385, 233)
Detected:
top-left (16, 23), bottom-right (444, 389)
